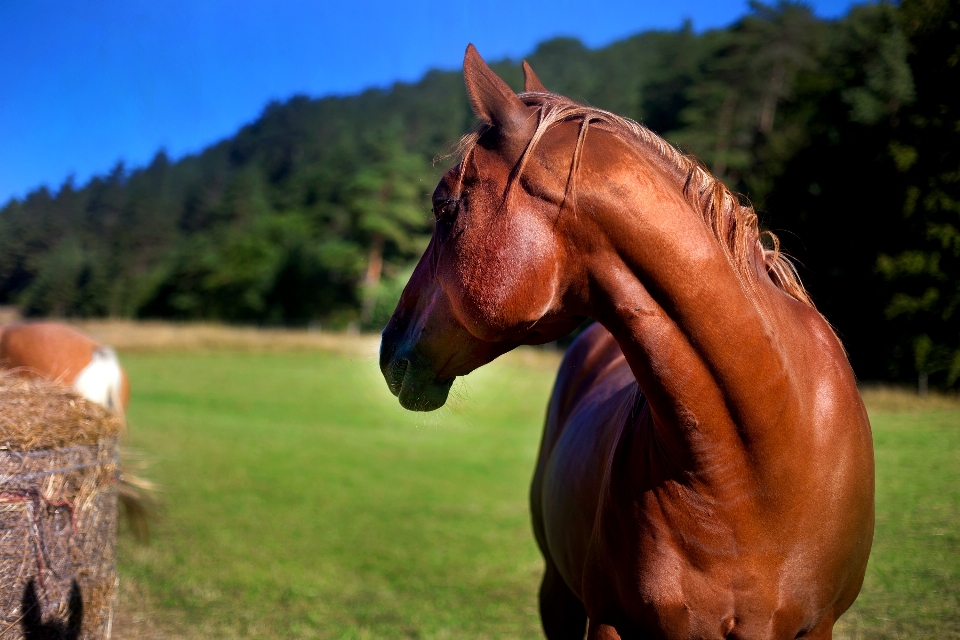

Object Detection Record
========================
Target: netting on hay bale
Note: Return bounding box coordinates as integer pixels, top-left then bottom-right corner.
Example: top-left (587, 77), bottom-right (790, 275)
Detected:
top-left (0, 375), bottom-right (122, 639)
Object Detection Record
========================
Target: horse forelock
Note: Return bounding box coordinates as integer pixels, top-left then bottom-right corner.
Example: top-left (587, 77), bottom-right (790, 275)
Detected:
top-left (441, 92), bottom-right (814, 308)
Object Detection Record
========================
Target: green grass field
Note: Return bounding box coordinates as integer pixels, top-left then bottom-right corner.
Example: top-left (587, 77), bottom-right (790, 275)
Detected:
top-left (114, 347), bottom-right (959, 639)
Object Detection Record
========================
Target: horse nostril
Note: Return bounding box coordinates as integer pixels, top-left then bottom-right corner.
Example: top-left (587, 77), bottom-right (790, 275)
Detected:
top-left (386, 357), bottom-right (410, 397)
top-left (395, 358), bottom-right (409, 382)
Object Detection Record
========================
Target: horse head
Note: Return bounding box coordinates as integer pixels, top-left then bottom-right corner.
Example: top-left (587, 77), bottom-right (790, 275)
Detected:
top-left (380, 45), bottom-right (588, 411)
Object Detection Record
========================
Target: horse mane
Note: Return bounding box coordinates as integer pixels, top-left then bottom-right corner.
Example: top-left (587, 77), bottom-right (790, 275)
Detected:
top-left (445, 92), bottom-right (813, 308)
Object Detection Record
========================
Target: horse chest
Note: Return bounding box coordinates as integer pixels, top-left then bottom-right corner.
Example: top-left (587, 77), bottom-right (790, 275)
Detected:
top-left (588, 541), bottom-right (814, 639)
top-left (584, 483), bottom-right (829, 639)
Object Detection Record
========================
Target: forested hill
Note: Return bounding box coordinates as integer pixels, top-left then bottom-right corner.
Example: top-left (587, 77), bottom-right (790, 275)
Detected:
top-left (1, 0), bottom-right (958, 388)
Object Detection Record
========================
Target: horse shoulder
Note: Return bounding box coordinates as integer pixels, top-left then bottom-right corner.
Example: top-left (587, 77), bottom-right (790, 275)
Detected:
top-left (780, 301), bottom-right (872, 465)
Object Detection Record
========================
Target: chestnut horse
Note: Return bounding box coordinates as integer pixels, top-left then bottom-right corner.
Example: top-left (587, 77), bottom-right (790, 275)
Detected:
top-left (380, 46), bottom-right (874, 639)
top-left (0, 321), bottom-right (130, 413)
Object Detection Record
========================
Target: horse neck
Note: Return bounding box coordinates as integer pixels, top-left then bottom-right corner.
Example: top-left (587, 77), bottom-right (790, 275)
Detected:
top-left (575, 146), bottom-right (802, 469)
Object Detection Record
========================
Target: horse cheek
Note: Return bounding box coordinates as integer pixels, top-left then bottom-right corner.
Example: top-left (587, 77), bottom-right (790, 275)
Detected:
top-left (507, 218), bottom-right (561, 321)
top-left (442, 210), bottom-right (559, 340)
top-left (478, 217), bottom-right (560, 331)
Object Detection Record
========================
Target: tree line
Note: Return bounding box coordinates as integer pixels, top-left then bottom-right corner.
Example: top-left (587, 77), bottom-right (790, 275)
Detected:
top-left (0, 0), bottom-right (957, 388)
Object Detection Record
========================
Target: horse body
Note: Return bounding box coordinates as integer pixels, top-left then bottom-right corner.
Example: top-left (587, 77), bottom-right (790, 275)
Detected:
top-left (0, 322), bottom-right (130, 412)
top-left (536, 323), bottom-right (871, 639)
top-left (380, 46), bottom-right (874, 639)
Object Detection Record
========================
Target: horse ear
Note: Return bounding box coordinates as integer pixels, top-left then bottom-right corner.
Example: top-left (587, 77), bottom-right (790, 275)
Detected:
top-left (463, 44), bottom-right (532, 135)
top-left (522, 60), bottom-right (548, 93)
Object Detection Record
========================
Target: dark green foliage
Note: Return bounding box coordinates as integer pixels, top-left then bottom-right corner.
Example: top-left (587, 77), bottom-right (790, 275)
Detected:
top-left (882, 0), bottom-right (960, 386)
top-left (764, 2), bottom-right (917, 379)
top-left (766, 0), bottom-right (959, 388)
top-left (1, 1), bottom-right (957, 385)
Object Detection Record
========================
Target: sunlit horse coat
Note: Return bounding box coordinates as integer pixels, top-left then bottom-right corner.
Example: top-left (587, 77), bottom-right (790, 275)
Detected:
top-left (380, 46), bottom-right (874, 640)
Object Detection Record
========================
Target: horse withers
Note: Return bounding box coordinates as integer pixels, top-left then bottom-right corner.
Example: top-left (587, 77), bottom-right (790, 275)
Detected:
top-left (0, 321), bottom-right (130, 413)
top-left (379, 45), bottom-right (874, 640)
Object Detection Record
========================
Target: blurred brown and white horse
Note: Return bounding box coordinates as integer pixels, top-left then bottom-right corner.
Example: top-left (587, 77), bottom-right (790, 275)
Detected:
top-left (0, 321), bottom-right (130, 413)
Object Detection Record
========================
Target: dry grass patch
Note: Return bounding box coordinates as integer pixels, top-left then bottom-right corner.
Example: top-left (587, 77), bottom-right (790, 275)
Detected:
top-left (860, 384), bottom-right (960, 413)
top-left (72, 320), bottom-right (380, 357)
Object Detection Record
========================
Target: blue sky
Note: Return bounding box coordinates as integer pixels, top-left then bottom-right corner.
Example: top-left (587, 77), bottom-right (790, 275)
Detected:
top-left (0, 0), bottom-right (862, 204)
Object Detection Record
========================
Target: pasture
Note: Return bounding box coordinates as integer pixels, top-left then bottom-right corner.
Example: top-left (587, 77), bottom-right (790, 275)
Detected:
top-left (102, 326), bottom-right (959, 639)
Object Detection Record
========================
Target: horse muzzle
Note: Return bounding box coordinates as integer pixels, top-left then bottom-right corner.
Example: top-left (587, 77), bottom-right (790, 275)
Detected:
top-left (380, 334), bottom-right (454, 412)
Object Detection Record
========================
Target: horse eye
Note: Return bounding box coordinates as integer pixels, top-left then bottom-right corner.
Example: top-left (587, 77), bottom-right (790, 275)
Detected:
top-left (433, 199), bottom-right (458, 223)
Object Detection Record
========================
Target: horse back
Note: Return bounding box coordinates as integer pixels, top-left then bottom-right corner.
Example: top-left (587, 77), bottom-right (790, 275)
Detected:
top-left (0, 322), bottom-right (98, 383)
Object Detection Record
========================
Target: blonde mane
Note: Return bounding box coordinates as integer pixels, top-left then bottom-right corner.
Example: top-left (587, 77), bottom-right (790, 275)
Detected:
top-left (447, 92), bottom-right (813, 307)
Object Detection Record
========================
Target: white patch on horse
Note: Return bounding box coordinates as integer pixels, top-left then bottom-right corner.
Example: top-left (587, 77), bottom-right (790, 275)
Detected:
top-left (72, 346), bottom-right (124, 412)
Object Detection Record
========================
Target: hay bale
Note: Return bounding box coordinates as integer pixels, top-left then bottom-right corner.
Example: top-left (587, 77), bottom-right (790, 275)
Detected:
top-left (0, 375), bottom-right (122, 639)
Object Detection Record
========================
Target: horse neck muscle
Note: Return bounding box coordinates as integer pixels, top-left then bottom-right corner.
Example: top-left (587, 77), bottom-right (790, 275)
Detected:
top-left (572, 138), bottom-right (804, 464)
